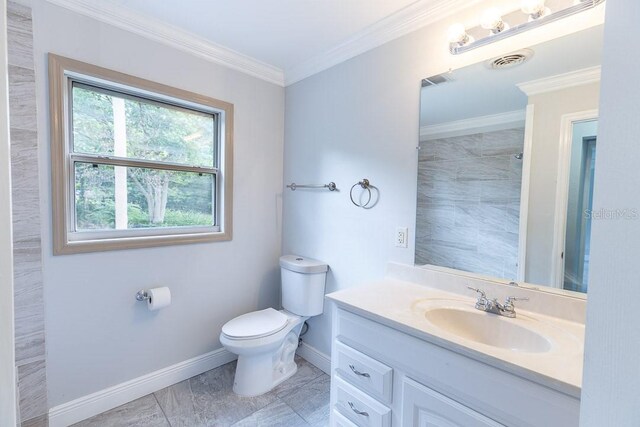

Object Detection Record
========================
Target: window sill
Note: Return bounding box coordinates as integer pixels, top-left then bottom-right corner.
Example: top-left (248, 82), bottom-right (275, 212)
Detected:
top-left (54, 230), bottom-right (231, 255)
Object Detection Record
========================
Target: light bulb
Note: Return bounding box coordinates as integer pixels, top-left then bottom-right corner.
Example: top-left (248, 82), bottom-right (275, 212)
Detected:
top-left (521, 0), bottom-right (550, 19)
top-left (521, 0), bottom-right (544, 14)
top-left (480, 8), bottom-right (508, 34)
top-left (447, 23), bottom-right (469, 45)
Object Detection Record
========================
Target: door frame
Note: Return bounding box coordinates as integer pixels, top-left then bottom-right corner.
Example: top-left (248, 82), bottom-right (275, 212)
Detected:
top-left (551, 109), bottom-right (599, 288)
top-left (516, 105), bottom-right (535, 281)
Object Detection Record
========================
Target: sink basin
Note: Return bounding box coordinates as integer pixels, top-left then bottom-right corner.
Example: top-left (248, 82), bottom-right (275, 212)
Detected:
top-left (424, 307), bottom-right (552, 353)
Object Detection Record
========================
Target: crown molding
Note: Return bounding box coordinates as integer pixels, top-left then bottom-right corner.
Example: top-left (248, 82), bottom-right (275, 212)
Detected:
top-left (420, 110), bottom-right (526, 140)
top-left (44, 0), bottom-right (285, 86)
top-left (284, 0), bottom-right (484, 86)
top-left (44, 0), bottom-right (485, 87)
top-left (517, 66), bottom-right (601, 97)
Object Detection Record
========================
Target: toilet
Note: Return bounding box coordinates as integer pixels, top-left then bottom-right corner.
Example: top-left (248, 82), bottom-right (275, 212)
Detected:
top-left (220, 255), bottom-right (328, 397)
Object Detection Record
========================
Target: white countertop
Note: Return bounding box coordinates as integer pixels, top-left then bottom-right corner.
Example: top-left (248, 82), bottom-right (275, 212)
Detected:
top-left (327, 278), bottom-right (585, 398)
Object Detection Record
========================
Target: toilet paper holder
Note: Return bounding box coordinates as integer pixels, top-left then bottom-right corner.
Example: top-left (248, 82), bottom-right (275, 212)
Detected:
top-left (135, 290), bottom-right (150, 302)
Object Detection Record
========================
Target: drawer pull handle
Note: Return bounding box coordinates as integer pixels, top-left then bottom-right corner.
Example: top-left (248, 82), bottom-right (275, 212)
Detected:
top-left (349, 364), bottom-right (371, 378)
top-left (348, 401), bottom-right (369, 417)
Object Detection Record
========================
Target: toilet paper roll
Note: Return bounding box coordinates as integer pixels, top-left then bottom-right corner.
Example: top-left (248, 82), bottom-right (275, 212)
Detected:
top-left (147, 287), bottom-right (171, 311)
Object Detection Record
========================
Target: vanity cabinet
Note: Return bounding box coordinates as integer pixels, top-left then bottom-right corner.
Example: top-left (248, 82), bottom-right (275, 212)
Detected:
top-left (329, 306), bottom-right (580, 427)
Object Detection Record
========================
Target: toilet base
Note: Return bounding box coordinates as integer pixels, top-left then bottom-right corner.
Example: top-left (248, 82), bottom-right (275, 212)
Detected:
top-left (233, 354), bottom-right (297, 397)
top-left (231, 324), bottom-right (304, 397)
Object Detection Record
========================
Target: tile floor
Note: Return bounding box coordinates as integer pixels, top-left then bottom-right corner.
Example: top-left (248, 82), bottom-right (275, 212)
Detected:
top-left (73, 356), bottom-right (330, 427)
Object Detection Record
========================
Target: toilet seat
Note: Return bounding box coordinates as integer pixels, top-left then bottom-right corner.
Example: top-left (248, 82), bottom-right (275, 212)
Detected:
top-left (222, 308), bottom-right (289, 340)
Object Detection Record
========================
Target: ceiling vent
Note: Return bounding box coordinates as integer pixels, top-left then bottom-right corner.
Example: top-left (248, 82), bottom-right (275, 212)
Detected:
top-left (487, 49), bottom-right (534, 70)
top-left (421, 73), bottom-right (452, 87)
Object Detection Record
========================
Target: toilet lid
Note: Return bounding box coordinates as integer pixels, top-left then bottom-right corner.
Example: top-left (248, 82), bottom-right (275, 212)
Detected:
top-left (222, 308), bottom-right (289, 339)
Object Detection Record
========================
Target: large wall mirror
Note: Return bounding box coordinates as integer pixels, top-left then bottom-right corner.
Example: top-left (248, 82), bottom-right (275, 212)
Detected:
top-left (416, 24), bottom-right (603, 295)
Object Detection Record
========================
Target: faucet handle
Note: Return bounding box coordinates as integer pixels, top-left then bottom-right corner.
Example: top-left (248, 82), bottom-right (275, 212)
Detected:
top-left (467, 286), bottom-right (490, 310)
top-left (504, 296), bottom-right (529, 312)
top-left (505, 296), bottom-right (529, 303)
top-left (467, 286), bottom-right (486, 299)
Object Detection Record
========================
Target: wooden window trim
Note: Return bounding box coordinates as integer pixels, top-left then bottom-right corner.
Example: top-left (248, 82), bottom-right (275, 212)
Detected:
top-left (48, 53), bottom-right (234, 254)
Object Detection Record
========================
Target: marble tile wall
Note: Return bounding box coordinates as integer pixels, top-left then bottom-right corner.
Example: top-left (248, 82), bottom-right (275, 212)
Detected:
top-left (7, 1), bottom-right (48, 425)
top-left (415, 128), bottom-right (524, 280)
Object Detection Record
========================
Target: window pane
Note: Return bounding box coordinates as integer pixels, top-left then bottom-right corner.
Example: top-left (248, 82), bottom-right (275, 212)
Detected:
top-left (72, 83), bottom-right (216, 168)
top-left (74, 162), bottom-right (215, 231)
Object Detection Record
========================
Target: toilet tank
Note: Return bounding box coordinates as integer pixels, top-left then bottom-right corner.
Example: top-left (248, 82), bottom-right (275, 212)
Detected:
top-left (279, 255), bottom-right (328, 316)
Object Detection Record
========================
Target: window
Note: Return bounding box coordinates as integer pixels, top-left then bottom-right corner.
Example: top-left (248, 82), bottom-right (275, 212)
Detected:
top-left (49, 54), bottom-right (233, 254)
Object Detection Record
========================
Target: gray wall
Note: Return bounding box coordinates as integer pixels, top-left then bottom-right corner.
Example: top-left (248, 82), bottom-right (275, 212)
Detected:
top-left (581, 0), bottom-right (640, 423)
top-left (283, 35), bottom-right (421, 356)
top-left (29, 1), bottom-right (285, 407)
top-left (7, 2), bottom-right (47, 424)
top-left (416, 128), bottom-right (524, 279)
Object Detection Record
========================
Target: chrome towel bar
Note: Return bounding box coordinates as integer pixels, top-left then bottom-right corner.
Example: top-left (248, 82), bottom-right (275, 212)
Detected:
top-left (286, 182), bottom-right (337, 191)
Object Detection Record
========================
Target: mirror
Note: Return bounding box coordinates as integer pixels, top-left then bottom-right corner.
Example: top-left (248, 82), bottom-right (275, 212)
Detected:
top-left (416, 25), bottom-right (604, 294)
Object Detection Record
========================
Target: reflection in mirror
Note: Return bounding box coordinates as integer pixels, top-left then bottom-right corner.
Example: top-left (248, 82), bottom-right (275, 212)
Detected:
top-left (562, 120), bottom-right (597, 293)
top-left (416, 25), bottom-right (603, 294)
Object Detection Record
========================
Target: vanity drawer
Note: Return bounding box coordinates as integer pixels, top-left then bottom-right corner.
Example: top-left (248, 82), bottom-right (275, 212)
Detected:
top-left (334, 376), bottom-right (391, 427)
top-left (332, 409), bottom-right (359, 427)
top-left (335, 340), bottom-right (393, 404)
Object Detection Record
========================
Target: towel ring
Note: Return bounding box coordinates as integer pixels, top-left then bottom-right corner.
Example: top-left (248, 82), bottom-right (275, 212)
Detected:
top-left (350, 179), bottom-right (372, 208)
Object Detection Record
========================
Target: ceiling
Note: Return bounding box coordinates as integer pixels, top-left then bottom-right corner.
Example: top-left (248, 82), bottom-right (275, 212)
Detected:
top-left (104, 0), bottom-right (419, 72)
top-left (47, 0), bottom-right (603, 86)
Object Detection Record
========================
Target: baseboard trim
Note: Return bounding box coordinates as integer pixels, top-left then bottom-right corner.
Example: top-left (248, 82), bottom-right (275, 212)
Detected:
top-left (48, 348), bottom-right (236, 427)
top-left (297, 341), bottom-right (331, 375)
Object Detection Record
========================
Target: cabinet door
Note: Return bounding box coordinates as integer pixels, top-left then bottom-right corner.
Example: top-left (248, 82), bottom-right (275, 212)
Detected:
top-left (402, 378), bottom-right (503, 427)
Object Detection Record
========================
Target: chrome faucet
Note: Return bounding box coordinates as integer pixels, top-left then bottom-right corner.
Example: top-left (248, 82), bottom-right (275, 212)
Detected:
top-left (467, 287), bottom-right (529, 318)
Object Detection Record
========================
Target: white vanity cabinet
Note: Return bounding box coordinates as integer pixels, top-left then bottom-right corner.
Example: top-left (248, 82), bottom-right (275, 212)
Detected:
top-left (329, 306), bottom-right (581, 427)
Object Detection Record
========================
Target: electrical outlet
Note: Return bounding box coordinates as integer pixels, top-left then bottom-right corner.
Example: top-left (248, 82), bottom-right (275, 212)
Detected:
top-left (395, 227), bottom-right (408, 248)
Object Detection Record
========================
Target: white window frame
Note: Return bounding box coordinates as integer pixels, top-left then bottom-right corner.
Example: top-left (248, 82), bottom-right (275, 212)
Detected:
top-left (49, 54), bottom-right (234, 254)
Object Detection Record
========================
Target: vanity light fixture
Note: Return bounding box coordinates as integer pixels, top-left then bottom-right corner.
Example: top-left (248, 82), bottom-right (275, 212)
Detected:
top-left (449, 0), bottom-right (605, 55)
top-left (447, 23), bottom-right (474, 48)
top-left (481, 8), bottom-right (509, 35)
top-left (521, 0), bottom-right (551, 21)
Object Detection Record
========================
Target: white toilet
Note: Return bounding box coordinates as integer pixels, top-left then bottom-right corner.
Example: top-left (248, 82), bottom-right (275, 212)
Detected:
top-left (220, 255), bottom-right (328, 397)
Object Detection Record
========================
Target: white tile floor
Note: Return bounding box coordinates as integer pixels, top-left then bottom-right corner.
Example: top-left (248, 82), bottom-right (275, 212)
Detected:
top-left (73, 356), bottom-right (330, 427)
